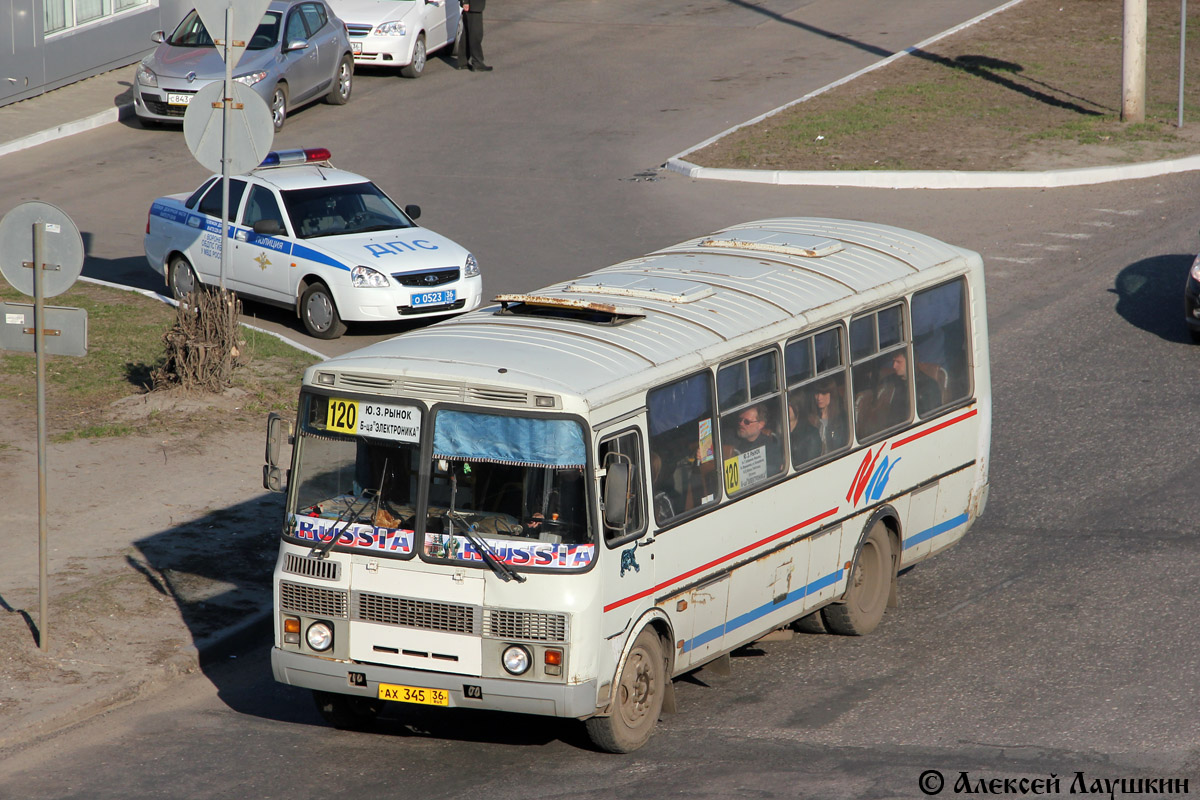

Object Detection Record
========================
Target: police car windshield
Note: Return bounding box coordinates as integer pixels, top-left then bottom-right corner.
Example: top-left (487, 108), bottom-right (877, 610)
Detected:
top-left (281, 182), bottom-right (414, 240)
top-left (168, 11), bottom-right (282, 51)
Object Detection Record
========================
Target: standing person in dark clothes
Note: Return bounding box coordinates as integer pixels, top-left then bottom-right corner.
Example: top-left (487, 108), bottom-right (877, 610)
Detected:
top-left (457, 0), bottom-right (492, 71)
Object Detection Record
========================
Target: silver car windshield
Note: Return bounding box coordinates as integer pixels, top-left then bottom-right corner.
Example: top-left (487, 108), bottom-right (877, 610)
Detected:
top-left (168, 10), bottom-right (282, 51)
top-left (281, 182), bottom-right (415, 239)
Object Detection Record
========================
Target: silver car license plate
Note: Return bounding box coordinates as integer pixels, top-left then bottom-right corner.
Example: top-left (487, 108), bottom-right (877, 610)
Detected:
top-left (167, 92), bottom-right (192, 106)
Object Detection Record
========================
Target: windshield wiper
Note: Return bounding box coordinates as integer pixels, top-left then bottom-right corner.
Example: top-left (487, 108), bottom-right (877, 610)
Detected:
top-left (312, 467), bottom-right (386, 558)
top-left (447, 470), bottom-right (525, 583)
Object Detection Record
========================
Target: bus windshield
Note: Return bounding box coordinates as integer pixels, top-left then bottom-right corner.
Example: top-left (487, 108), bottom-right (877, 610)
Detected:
top-left (424, 410), bottom-right (591, 548)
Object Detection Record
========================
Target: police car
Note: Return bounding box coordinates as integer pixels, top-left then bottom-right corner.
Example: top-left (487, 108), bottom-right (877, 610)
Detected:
top-left (143, 147), bottom-right (481, 339)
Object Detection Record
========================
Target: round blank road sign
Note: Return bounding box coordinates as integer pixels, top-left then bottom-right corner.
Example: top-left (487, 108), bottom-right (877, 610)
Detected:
top-left (0, 202), bottom-right (85, 298)
top-left (184, 81), bottom-right (275, 175)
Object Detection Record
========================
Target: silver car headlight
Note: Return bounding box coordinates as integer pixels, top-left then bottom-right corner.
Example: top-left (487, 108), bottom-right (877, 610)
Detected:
top-left (351, 266), bottom-right (390, 288)
top-left (234, 70), bottom-right (269, 87)
top-left (374, 20), bottom-right (407, 36)
top-left (136, 62), bottom-right (158, 88)
top-left (463, 253), bottom-right (479, 278)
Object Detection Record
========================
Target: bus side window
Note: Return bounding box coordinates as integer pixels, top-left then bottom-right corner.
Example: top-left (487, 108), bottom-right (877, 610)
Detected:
top-left (850, 304), bottom-right (912, 442)
top-left (599, 431), bottom-right (647, 545)
top-left (912, 277), bottom-right (972, 417)
top-left (785, 326), bottom-right (850, 469)
top-left (716, 349), bottom-right (786, 494)
top-left (647, 371), bottom-right (719, 525)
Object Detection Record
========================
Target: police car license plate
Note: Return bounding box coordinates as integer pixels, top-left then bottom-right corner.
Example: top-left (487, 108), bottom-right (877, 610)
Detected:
top-left (352, 42), bottom-right (362, 54)
top-left (411, 289), bottom-right (455, 308)
top-left (378, 683), bottom-right (449, 706)
top-left (167, 92), bottom-right (192, 106)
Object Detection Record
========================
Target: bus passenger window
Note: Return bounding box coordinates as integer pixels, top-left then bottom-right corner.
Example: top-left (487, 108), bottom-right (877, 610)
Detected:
top-left (786, 325), bottom-right (850, 469)
top-left (717, 349), bottom-right (785, 494)
top-left (912, 277), bottom-right (971, 416)
top-left (647, 372), bottom-right (719, 524)
top-left (850, 304), bottom-right (912, 441)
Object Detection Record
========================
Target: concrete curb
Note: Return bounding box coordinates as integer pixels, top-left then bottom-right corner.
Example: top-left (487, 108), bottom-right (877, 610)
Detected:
top-left (0, 103), bottom-right (135, 159)
top-left (663, 153), bottom-right (1200, 190)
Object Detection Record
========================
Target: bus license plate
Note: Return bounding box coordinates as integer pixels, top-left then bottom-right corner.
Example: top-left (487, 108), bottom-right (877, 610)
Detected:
top-left (167, 92), bottom-right (192, 106)
top-left (411, 289), bottom-right (455, 308)
top-left (378, 683), bottom-right (449, 706)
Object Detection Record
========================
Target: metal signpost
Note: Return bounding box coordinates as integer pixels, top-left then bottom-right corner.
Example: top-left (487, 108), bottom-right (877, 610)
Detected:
top-left (183, 0), bottom-right (274, 291)
top-left (0, 202), bottom-right (86, 652)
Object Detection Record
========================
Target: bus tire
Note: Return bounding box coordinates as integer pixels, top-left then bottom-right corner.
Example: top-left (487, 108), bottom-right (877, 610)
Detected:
top-left (585, 628), bottom-right (665, 753)
top-left (822, 520), bottom-right (893, 636)
top-left (312, 690), bottom-right (382, 730)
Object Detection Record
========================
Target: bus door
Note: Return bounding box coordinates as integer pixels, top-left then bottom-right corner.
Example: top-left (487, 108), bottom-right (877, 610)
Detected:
top-left (597, 428), bottom-right (656, 639)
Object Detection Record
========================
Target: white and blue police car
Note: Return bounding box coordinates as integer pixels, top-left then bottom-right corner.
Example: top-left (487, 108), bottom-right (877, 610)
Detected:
top-left (143, 147), bottom-right (481, 339)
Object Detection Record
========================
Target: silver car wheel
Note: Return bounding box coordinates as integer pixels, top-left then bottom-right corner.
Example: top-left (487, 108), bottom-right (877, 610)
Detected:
top-left (271, 84), bottom-right (288, 131)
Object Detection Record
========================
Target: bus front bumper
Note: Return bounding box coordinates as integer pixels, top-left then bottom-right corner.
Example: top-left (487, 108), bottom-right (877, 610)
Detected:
top-left (272, 647), bottom-right (600, 719)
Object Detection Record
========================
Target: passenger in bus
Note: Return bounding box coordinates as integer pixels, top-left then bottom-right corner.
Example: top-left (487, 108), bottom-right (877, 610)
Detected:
top-left (879, 351), bottom-right (939, 428)
top-left (790, 379), bottom-right (847, 465)
top-left (730, 403), bottom-right (783, 476)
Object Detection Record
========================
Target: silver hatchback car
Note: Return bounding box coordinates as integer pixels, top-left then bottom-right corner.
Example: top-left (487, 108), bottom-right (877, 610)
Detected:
top-left (133, 0), bottom-right (354, 131)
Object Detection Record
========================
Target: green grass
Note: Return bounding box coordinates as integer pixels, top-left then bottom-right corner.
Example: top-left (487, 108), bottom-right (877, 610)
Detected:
top-left (0, 280), bottom-right (318, 440)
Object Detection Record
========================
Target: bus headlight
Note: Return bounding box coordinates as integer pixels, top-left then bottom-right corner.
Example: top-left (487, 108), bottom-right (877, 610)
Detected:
top-left (306, 621), bottom-right (334, 651)
top-left (351, 265), bottom-right (390, 288)
top-left (463, 253), bottom-right (479, 278)
top-left (501, 645), bottom-right (531, 675)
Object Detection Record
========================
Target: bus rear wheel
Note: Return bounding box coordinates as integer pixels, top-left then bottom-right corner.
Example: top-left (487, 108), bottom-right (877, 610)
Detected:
top-left (312, 690), bottom-right (382, 730)
top-left (585, 628), bottom-right (665, 753)
top-left (822, 520), bottom-right (893, 635)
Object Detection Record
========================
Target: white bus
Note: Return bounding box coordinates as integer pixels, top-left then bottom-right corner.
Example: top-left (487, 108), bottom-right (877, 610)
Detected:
top-left (265, 217), bottom-right (991, 752)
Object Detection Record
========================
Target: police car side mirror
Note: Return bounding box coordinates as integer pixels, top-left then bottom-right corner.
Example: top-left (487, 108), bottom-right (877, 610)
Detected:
top-left (405, 204), bottom-right (421, 221)
top-left (253, 219), bottom-right (283, 236)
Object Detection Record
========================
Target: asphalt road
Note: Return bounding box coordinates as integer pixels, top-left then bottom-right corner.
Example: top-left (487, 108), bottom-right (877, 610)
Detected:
top-left (2, 0), bottom-right (1199, 797)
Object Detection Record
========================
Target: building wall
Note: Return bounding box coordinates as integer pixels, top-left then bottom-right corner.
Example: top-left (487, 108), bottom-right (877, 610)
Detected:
top-left (0, 0), bottom-right (190, 108)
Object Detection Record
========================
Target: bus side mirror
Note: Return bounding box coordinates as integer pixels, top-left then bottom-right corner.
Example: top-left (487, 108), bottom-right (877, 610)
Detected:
top-left (264, 412), bottom-right (293, 493)
top-left (602, 455), bottom-right (631, 529)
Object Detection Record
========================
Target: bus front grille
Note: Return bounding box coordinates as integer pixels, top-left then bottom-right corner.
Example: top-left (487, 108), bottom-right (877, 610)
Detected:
top-left (484, 609), bottom-right (568, 643)
top-left (353, 592), bottom-right (478, 634)
top-left (280, 580), bottom-right (348, 618)
top-left (283, 553), bottom-right (340, 581)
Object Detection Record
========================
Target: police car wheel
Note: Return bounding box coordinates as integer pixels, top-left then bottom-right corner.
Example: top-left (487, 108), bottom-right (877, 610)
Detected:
top-left (270, 84), bottom-right (288, 131)
top-left (400, 34), bottom-right (426, 78)
top-left (301, 282), bottom-right (347, 339)
top-left (168, 256), bottom-right (199, 301)
top-left (326, 55), bottom-right (353, 105)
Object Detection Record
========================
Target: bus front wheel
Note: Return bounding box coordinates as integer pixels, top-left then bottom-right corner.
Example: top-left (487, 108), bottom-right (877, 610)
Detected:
top-left (312, 689), bottom-right (382, 730)
top-left (822, 520), bottom-right (894, 635)
top-left (585, 628), bottom-right (665, 753)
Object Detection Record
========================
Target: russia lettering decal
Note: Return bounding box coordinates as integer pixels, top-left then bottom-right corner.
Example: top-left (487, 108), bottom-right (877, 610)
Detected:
top-left (423, 533), bottom-right (594, 570)
top-left (289, 514), bottom-right (415, 554)
top-left (846, 444), bottom-right (901, 507)
top-left (363, 239), bottom-right (439, 258)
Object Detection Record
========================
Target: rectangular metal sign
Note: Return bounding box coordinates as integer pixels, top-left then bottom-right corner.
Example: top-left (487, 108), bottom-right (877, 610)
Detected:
top-left (0, 302), bottom-right (88, 356)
